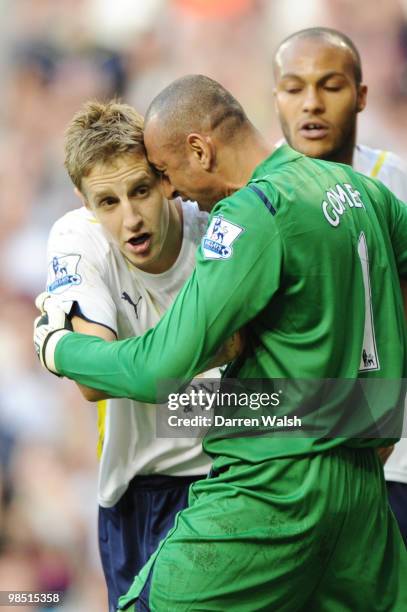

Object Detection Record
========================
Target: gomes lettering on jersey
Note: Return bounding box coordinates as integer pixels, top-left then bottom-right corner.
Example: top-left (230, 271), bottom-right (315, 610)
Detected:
top-left (322, 183), bottom-right (365, 227)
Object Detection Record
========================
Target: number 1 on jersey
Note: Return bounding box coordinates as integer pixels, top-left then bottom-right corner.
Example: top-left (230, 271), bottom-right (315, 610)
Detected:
top-left (358, 231), bottom-right (380, 372)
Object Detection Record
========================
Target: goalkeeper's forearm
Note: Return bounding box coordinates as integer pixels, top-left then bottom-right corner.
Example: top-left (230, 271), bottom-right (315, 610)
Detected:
top-left (53, 330), bottom-right (212, 403)
top-left (55, 329), bottom-right (243, 402)
top-left (54, 333), bottom-right (158, 402)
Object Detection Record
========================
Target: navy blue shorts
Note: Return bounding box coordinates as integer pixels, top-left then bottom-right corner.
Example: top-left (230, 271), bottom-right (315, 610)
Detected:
top-left (387, 481), bottom-right (407, 547)
top-left (98, 473), bottom-right (205, 612)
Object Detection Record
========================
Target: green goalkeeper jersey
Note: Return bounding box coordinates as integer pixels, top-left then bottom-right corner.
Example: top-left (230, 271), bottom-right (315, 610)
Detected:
top-left (55, 145), bottom-right (407, 462)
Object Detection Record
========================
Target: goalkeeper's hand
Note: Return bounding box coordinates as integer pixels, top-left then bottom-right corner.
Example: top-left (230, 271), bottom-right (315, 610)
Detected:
top-left (33, 292), bottom-right (73, 375)
top-left (208, 329), bottom-right (246, 369)
top-left (376, 445), bottom-right (394, 465)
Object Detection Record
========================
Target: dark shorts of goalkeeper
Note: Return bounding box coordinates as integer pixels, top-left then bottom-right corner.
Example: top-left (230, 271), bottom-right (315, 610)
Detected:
top-left (117, 447), bottom-right (407, 612)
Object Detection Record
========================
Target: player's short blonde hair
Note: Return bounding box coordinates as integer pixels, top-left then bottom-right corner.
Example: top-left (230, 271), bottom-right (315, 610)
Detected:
top-left (64, 100), bottom-right (145, 191)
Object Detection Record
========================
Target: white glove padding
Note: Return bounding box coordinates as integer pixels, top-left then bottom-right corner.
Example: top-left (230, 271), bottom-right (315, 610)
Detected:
top-left (33, 292), bottom-right (73, 375)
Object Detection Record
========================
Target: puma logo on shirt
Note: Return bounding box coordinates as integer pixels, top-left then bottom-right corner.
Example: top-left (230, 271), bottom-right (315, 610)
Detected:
top-left (121, 292), bottom-right (143, 319)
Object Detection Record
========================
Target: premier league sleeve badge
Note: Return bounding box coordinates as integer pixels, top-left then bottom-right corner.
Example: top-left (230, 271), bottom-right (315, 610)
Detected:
top-left (202, 216), bottom-right (244, 260)
top-left (47, 254), bottom-right (82, 294)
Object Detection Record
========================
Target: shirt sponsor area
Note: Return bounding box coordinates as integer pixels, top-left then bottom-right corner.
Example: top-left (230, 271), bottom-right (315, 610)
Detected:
top-left (155, 378), bottom-right (407, 439)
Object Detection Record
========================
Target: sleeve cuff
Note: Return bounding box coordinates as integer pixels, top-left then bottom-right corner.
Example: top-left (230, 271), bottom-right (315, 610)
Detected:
top-left (44, 329), bottom-right (72, 374)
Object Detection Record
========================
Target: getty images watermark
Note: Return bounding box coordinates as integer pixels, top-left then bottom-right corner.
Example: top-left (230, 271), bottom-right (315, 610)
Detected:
top-left (155, 379), bottom-right (306, 438)
top-left (166, 387), bottom-right (301, 429)
top-left (155, 378), bottom-right (407, 439)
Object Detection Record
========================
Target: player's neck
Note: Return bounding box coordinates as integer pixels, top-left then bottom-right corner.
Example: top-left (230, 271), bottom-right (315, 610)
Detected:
top-left (326, 148), bottom-right (354, 166)
top-left (322, 132), bottom-right (356, 167)
top-left (222, 129), bottom-right (273, 196)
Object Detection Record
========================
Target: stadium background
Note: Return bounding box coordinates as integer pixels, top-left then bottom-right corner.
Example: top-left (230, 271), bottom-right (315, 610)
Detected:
top-left (0, 0), bottom-right (406, 609)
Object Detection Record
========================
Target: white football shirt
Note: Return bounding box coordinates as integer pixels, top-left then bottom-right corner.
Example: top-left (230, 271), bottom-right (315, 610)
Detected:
top-left (46, 201), bottom-right (214, 506)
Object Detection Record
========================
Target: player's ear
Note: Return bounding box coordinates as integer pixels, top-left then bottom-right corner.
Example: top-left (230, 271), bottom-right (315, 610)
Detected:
top-left (272, 87), bottom-right (281, 116)
top-left (356, 84), bottom-right (367, 113)
top-left (186, 133), bottom-right (214, 170)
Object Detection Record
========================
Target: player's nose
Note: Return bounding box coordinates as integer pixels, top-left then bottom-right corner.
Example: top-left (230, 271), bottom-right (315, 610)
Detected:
top-left (302, 85), bottom-right (324, 113)
top-left (122, 198), bottom-right (143, 230)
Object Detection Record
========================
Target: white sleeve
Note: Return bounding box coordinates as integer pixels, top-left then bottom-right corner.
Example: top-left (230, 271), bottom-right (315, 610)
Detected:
top-left (46, 213), bottom-right (117, 334)
top-left (380, 153), bottom-right (407, 202)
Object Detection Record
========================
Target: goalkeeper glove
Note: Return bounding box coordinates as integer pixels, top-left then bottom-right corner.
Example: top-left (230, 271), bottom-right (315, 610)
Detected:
top-left (33, 292), bottom-right (73, 375)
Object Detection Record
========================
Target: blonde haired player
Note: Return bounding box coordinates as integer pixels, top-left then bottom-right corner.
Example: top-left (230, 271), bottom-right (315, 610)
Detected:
top-left (43, 100), bottom-right (240, 611)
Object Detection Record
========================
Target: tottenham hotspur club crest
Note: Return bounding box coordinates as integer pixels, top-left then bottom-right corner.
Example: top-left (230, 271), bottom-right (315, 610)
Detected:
top-left (121, 291), bottom-right (142, 319)
top-left (202, 215), bottom-right (244, 260)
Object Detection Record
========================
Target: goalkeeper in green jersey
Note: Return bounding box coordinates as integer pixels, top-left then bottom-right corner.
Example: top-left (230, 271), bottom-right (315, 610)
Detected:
top-left (35, 75), bottom-right (407, 611)
top-left (272, 26), bottom-right (407, 548)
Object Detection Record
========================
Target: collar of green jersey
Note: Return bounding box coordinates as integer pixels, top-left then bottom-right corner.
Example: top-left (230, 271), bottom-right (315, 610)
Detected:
top-left (250, 145), bottom-right (303, 182)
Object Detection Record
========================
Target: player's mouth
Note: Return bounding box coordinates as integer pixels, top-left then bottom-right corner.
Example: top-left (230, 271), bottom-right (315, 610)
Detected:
top-left (298, 120), bottom-right (329, 140)
top-left (126, 233), bottom-right (151, 255)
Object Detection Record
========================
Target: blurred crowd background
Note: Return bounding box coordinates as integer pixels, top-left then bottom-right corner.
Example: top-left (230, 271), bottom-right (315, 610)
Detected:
top-left (0, 0), bottom-right (406, 609)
